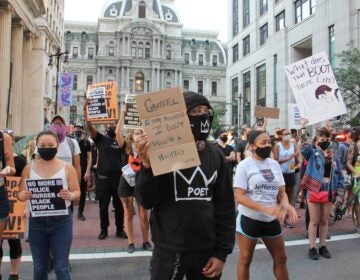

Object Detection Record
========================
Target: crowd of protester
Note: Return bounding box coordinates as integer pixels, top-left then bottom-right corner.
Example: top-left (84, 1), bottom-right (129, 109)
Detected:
top-left (0, 90), bottom-right (359, 279)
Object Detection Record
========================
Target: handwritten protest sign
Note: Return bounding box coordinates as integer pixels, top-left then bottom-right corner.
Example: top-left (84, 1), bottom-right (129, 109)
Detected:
top-left (254, 106), bottom-right (280, 119)
top-left (87, 87), bottom-right (108, 119)
top-left (135, 87), bottom-right (200, 176)
top-left (3, 177), bottom-right (26, 239)
top-left (124, 95), bottom-right (142, 129)
top-left (288, 104), bottom-right (302, 129)
top-left (26, 179), bottom-right (68, 217)
top-left (85, 81), bottom-right (118, 124)
top-left (285, 52), bottom-right (347, 125)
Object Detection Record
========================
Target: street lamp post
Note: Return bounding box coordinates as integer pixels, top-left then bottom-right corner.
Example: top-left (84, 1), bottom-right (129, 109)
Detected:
top-left (48, 47), bottom-right (69, 114)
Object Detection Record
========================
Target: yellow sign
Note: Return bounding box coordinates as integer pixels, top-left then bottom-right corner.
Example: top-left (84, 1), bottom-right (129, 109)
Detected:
top-left (86, 81), bottom-right (119, 124)
top-left (3, 177), bottom-right (26, 239)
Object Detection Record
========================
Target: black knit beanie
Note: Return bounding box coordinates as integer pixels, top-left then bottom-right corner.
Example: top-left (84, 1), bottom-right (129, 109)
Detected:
top-left (248, 130), bottom-right (266, 144)
top-left (183, 91), bottom-right (213, 124)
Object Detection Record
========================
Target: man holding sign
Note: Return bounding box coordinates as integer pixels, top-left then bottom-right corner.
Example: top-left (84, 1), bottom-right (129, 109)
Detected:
top-left (134, 91), bottom-right (235, 279)
top-left (18, 130), bottom-right (80, 280)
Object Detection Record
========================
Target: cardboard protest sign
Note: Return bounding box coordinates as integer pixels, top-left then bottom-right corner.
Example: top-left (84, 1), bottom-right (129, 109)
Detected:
top-left (285, 52), bottom-right (347, 126)
top-left (26, 179), bottom-right (68, 217)
top-left (3, 177), bottom-right (26, 239)
top-left (288, 104), bottom-right (302, 129)
top-left (85, 81), bottom-right (118, 124)
top-left (124, 95), bottom-right (142, 129)
top-left (254, 106), bottom-right (280, 119)
top-left (135, 87), bottom-right (200, 176)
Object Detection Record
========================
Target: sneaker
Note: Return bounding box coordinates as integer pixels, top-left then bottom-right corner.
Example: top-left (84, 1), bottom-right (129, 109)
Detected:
top-left (98, 230), bottom-right (108, 240)
top-left (8, 275), bottom-right (19, 280)
top-left (127, 243), bottom-right (135, 253)
top-left (308, 247), bottom-right (319, 260)
top-left (319, 246), bottom-right (331, 258)
top-left (116, 230), bottom-right (128, 239)
top-left (77, 213), bottom-right (86, 221)
top-left (142, 241), bottom-right (152, 251)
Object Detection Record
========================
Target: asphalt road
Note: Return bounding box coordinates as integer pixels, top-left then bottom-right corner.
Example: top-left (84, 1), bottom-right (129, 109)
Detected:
top-left (1, 234), bottom-right (360, 279)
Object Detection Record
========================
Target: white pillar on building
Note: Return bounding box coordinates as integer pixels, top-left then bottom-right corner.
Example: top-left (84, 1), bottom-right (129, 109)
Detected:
top-left (0, 7), bottom-right (12, 127)
top-left (175, 70), bottom-right (178, 86)
top-left (126, 67), bottom-right (130, 89)
top-left (10, 19), bottom-right (24, 133)
top-left (192, 76), bottom-right (196, 92)
top-left (116, 66), bottom-right (120, 88)
top-left (22, 31), bottom-right (33, 135)
top-left (120, 67), bottom-right (124, 89)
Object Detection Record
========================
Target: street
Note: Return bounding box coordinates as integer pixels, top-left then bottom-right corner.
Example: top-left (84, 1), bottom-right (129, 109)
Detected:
top-left (2, 235), bottom-right (360, 279)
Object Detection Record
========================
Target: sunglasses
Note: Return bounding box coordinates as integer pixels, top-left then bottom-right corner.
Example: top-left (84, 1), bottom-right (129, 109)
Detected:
top-left (0, 129), bottom-right (14, 134)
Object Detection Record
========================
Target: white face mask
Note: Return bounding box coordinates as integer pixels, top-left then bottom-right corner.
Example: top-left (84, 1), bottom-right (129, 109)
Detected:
top-left (283, 135), bottom-right (291, 142)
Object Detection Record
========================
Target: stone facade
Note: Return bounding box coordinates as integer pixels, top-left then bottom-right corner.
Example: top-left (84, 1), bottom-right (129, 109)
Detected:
top-left (0, 0), bottom-right (65, 136)
top-left (227, 0), bottom-right (360, 131)
top-left (63, 0), bottom-right (227, 125)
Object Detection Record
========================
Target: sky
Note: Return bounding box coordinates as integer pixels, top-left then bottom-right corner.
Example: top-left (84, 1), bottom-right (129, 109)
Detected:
top-left (64, 0), bottom-right (228, 42)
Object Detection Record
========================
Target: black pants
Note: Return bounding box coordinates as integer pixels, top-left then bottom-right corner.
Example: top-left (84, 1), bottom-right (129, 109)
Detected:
top-left (78, 177), bottom-right (87, 215)
top-left (150, 246), bottom-right (221, 280)
top-left (96, 174), bottom-right (124, 232)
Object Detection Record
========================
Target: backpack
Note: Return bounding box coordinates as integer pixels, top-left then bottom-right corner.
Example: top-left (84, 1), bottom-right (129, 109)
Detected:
top-left (66, 136), bottom-right (75, 165)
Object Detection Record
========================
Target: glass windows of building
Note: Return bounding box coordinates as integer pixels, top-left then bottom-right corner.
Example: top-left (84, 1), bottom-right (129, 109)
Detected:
top-left (233, 0), bottom-right (239, 37)
top-left (273, 55), bottom-right (278, 107)
top-left (131, 42), bottom-right (137, 57)
top-left (73, 74), bottom-right (78, 90)
top-left (166, 44), bottom-right (172, 60)
top-left (86, 75), bottom-right (93, 87)
top-left (260, 0), bottom-right (268, 16)
top-left (185, 53), bottom-right (190, 64)
top-left (260, 24), bottom-right (268, 46)
top-left (72, 47), bottom-right (78, 58)
top-left (212, 82), bottom-right (217, 96)
top-left (275, 10), bottom-right (285, 31)
top-left (145, 42), bottom-right (151, 58)
top-left (199, 54), bottom-right (204, 65)
top-left (231, 77), bottom-right (239, 126)
top-left (184, 80), bottom-right (189, 91)
top-left (243, 0), bottom-right (250, 28)
top-left (135, 72), bottom-right (144, 91)
top-left (213, 55), bottom-right (218, 66)
top-left (243, 71), bottom-right (251, 125)
top-left (109, 46), bottom-right (114, 56)
top-left (138, 42), bottom-right (144, 58)
top-left (233, 44), bottom-right (239, 63)
top-left (256, 64), bottom-right (266, 106)
top-left (139, 0), bottom-right (146, 18)
top-left (295, 0), bottom-right (316, 24)
top-left (198, 81), bottom-right (203, 94)
top-left (88, 47), bottom-right (94, 59)
top-left (329, 25), bottom-right (335, 67)
top-left (243, 35), bottom-right (250, 56)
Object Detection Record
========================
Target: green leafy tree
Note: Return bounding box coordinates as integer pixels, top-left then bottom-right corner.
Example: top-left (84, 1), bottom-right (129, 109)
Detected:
top-left (211, 103), bottom-right (227, 136)
top-left (334, 47), bottom-right (360, 125)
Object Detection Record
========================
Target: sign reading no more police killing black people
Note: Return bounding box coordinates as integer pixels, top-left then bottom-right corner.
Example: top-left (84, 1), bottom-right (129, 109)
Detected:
top-left (26, 179), bottom-right (68, 217)
top-left (86, 86), bottom-right (108, 119)
top-left (135, 87), bottom-right (200, 176)
top-left (124, 95), bottom-right (142, 129)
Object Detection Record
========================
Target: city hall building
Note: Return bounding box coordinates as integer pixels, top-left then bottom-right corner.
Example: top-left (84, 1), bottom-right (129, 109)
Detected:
top-left (63, 0), bottom-right (227, 125)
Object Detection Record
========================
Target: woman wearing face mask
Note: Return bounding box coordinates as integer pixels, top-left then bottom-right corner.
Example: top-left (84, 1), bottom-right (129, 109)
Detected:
top-left (115, 106), bottom-right (151, 253)
top-left (273, 129), bottom-right (300, 228)
top-left (300, 119), bottom-right (344, 260)
top-left (234, 130), bottom-right (297, 280)
top-left (17, 130), bottom-right (80, 280)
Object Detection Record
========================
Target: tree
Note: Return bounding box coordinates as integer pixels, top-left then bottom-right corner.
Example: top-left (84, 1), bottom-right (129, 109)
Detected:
top-left (211, 103), bottom-right (227, 136)
top-left (334, 47), bottom-right (360, 124)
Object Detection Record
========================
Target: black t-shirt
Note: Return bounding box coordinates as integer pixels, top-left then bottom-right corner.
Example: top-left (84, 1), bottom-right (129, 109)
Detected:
top-left (77, 138), bottom-right (92, 173)
top-left (14, 154), bottom-right (27, 177)
top-left (236, 139), bottom-right (248, 161)
top-left (214, 142), bottom-right (235, 177)
top-left (93, 132), bottom-right (124, 177)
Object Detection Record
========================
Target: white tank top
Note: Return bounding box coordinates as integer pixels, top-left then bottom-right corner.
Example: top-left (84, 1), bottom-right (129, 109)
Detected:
top-left (29, 163), bottom-right (70, 208)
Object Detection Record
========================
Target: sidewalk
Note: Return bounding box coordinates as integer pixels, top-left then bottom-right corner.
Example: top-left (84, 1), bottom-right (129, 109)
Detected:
top-left (4, 199), bottom-right (357, 255)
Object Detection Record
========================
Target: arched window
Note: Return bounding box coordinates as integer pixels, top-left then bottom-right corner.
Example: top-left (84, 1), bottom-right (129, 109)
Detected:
top-left (166, 44), bottom-right (172, 60)
top-left (138, 42), bottom-right (144, 58)
top-left (135, 72), bottom-right (144, 91)
top-left (139, 0), bottom-right (146, 18)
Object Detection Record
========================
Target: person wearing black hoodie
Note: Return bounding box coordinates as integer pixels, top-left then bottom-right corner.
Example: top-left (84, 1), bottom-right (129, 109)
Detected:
top-left (134, 91), bottom-right (235, 280)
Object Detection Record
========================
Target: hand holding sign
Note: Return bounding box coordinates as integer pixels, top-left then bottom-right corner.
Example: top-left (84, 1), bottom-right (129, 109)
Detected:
top-left (134, 133), bottom-right (151, 168)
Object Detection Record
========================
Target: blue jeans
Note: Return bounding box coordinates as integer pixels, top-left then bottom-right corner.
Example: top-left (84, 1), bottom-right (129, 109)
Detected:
top-left (29, 213), bottom-right (72, 280)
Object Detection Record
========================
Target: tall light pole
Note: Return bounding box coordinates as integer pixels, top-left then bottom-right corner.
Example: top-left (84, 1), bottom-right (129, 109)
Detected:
top-left (48, 47), bottom-right (69, 114)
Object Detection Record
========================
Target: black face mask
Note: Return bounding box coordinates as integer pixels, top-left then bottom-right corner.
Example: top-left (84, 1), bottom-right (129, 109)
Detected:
top-left (106, 129), bottom-right (116, 139)
top-left (38, 147), bottom-right (57, 161)
top-left (74, 131), bottom-right (83, 139)
top-left (254, 146), bottom-right (272, 159)
top-left (220, 136), bottom-right (228, 142)
top-left (188, 114), bottom-right (211, 141)
top-left (318, 141), bottom-right (331, 151)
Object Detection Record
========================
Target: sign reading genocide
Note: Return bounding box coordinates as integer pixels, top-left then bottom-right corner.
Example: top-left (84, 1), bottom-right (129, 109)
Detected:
top-left (26, 179), bottom-right (68, 217)
top-left (135, 87), bottom-right (200, 176)
top-left (254, 106), bottom-right (280, 119)
top-left (124, 95), bottom-right (142, 129)
top-left (285, 52), bottom-right (347, 125)
top-left (85, 81), bottom-right (119, 124)
top-left (3, 177), bottom-right (26, 239)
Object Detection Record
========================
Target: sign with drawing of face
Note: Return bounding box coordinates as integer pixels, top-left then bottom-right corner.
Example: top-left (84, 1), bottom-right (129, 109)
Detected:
top-left (285, 52), bottom-right (347, 126)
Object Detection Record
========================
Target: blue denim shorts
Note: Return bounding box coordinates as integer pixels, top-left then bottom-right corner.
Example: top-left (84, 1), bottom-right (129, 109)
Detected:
top-left (0, 186), bottom-right (9, 221)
